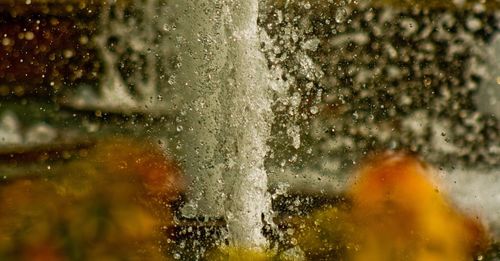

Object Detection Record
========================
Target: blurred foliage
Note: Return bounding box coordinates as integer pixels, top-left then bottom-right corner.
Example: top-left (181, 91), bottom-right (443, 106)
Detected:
top-left (0, 136), bottom-right (184, 260)
top-left (292, 152), bottom-right (490, 261)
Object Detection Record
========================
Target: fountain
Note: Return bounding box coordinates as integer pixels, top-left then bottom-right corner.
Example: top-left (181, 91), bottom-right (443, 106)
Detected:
top-left (172, 0), bottom-right (275, 248)
top-left (220, 1), bottom-right (275, 248)
top-left (2, 0), bottom-right (500, 259)
top-left (60, 0), bottom-right (500, 253)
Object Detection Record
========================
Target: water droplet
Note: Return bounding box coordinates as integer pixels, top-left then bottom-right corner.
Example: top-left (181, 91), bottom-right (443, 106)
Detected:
top-left (290, 92), bottom-right (301, 107)
top-left (352, 111), bottom-right (359, 120)
top-left (335, 8), bottom-right (347, 23)
top-left (309, 106), bottom-right (319, 114)
top-left (389, 140), bottom-right (398, 149)
top-left (168, 75), bottom-right (176, 85)
top-left (424, 78), bottom-right (432, 87)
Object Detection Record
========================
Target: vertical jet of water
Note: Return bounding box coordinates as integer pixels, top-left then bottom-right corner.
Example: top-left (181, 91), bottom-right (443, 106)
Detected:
top-left (172, 0), bottom-right (273, 248)
top-left (172, 0), bottom-right (228, 218)
top-left (222, 0), bottom-right (273, 249)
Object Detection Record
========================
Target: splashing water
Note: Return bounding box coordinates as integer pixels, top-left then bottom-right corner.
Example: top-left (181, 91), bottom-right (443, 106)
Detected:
top-left (221, 1), bottom-right (275, 248)
top-left (171, 0), bottom-right (275, 248)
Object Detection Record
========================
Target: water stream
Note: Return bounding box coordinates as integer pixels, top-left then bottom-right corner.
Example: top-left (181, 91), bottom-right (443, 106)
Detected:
top-left (172, 0), bottom-right (274, 248)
